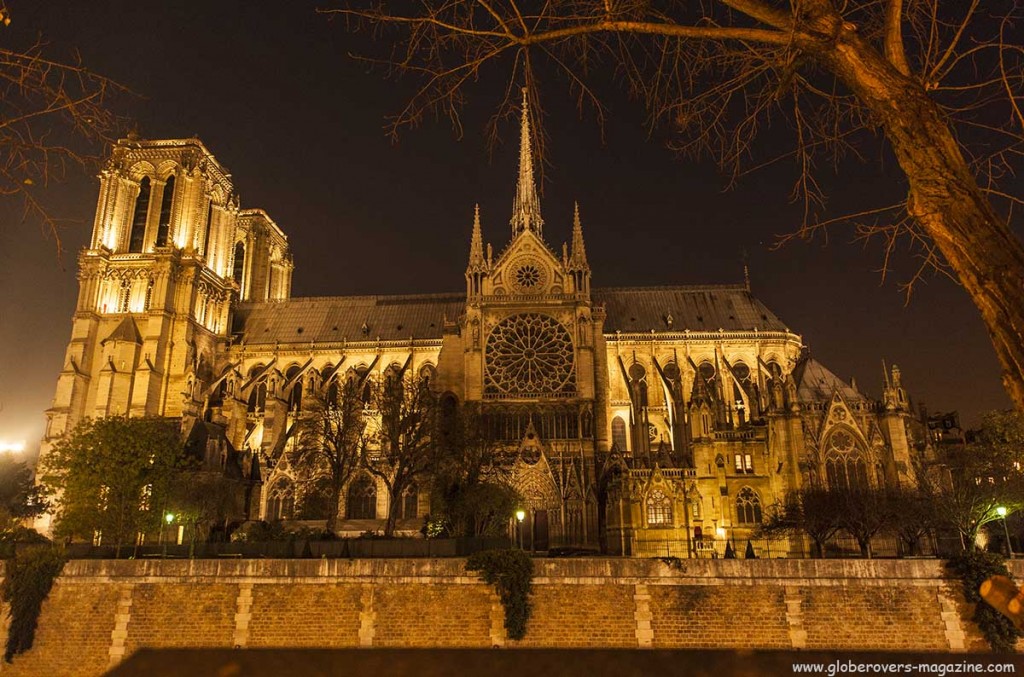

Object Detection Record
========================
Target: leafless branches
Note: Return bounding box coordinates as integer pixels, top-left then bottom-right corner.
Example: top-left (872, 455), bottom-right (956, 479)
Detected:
top-left (0, 10), bottom-right (129, 254)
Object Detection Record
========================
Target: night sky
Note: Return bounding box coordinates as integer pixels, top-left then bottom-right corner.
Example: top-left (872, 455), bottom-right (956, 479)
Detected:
top-left (0, 0), bottom-right (1014, 456)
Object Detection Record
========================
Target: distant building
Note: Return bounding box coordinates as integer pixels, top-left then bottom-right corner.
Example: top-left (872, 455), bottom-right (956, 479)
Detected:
top-left (38, 97), bottom-right (932, 555)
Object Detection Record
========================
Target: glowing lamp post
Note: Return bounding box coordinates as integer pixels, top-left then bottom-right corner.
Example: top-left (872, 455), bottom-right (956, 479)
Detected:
top-left (161, 513), bottom-right (175, 558)
top-left (997, 506), bottom-right (1013, 558)
top-left (515, 510), bottom-right (526, 550)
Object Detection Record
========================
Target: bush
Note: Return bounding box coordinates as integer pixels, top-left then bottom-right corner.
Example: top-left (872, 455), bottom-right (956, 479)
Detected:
top-left (947, 551), bottom-right (1022, 652)
top-left (229, 520), bottom-right (290, 542)
top-left (2, 546), bottom-right (66, 661)
top-left (466, 549), bottom-right (533, 640)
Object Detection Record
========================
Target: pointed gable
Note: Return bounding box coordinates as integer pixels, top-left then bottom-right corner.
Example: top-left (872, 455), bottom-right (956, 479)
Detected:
top-left (101, 316), bottom-right (142, 345)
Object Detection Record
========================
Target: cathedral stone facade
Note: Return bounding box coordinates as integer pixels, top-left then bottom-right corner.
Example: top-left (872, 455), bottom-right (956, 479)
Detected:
top-left (39, 101), bottom-right (928, 556)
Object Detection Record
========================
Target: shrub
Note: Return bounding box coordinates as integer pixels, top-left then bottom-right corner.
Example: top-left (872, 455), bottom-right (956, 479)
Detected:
top-left (466, 549), bottom-right (533, 640)
top-left (947, 550), bottom-right (1022, 652)
top-left (2, 546), bottom-right (66, 661)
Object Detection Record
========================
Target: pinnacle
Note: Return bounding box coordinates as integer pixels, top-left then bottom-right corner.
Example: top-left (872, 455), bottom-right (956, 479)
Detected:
top-left (510, 87), bottom-right (544, 239)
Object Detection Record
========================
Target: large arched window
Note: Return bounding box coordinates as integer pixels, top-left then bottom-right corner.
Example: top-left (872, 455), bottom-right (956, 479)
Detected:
top-left (128, 177), bottom-right (151, 253)
top-left (646, 489), bottom-right (673, 526)
top-left (203, 202), bottom-right (214, 257)
top-left (824, 429), bottom-right (870, 491)
top-left (156, 175), bottom-right (175, 247)
top-left (266, 479), bottom-right (295, 521)
top-left (347, 475), bottom-right (377, 519)
top-left (233, 242), bottom-right (246, 285)
top-left (247, 379), bottom-right (267, 413)
top-left (735, 487), bottom-right (763, 524)
top-left (611, 416), bottom-right (628, 451)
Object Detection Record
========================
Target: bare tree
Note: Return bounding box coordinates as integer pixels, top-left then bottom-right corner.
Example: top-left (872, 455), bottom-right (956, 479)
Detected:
top-left (288, 378), bottom-right (369, 532)
top-left (364, 368), bottom-right (438, 537)
top-left (0, 4), bottom-right (128, 252)
top-left (336, 0), bottom-right (1024, 411)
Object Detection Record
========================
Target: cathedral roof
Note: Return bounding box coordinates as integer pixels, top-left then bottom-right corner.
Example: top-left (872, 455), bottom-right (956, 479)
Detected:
top-left (233, 293), bottom-right (466, 344)
top-left (594, 285), bottom-right (788, 334)
top-left (233, 285), bottom-right (788, 345)
top-left (792, 356), bottom-right (863, 402)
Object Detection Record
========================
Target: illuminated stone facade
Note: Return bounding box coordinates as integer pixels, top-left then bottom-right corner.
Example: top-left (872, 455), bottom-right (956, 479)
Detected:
top-left (39, 104), bottom-right (928, 555)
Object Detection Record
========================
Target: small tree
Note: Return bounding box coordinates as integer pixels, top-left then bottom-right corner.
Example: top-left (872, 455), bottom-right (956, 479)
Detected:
top-left (288, 379), bottom-right (369, 532)
top-left (837, 489), bottom-right (893, 559)
top-left (0, 456), bottom-right (45, 531)
top-left (365, 369), bottom-right (438, 537)
top-left (430, 405), bottom-right (514, 537)
top-left (39, 416), bottom-right (185, 556)
top-left (922, 411), bottom-right (1024, 549)
top-left (166, 469), bottom-right (242, 557)
top-left (887, 487), bottom-right (935, 556)
top-left (761, 487), bottom-right (844, 558)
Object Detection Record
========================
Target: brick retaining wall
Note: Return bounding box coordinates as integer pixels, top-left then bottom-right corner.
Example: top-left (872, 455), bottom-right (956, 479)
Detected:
top-left (2, 558), bottom-right (1017, 676)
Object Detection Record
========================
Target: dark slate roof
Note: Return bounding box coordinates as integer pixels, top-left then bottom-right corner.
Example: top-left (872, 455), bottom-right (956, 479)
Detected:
top-left (233, 293), bottom-right (466, 344)
top-left (233, 285), bottom-right (789, 345)
top-left (102, 316), bottom-right (142, 344)
top-left (593, 285), bottom-right (788, 333)
top-left (793, 356), bottom-right (863, 402)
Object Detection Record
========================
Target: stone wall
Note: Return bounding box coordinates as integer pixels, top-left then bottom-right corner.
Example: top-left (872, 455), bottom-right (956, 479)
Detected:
top-left (2, 558), bottom-right (1014, 676)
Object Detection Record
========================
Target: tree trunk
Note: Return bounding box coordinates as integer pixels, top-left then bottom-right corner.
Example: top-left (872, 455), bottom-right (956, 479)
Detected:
top-left (325, 481), bottom-right (341, 533)
top-left (822, 25), bottom-right (1024, 412)
top-left (384, 490), bottom-right (401, 537)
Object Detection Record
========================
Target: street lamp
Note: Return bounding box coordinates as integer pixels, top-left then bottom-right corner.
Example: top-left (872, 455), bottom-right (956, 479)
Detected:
top-left (515, 510), bottom-right (526, 550)
top-left (162, 513), bottom-right (175, 558)
top-left (997, 506), bottom-right (1013, 558)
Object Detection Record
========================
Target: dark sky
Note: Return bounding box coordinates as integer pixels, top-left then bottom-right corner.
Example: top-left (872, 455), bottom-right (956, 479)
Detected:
top-left (0, 0), bottom-right (1013, 454)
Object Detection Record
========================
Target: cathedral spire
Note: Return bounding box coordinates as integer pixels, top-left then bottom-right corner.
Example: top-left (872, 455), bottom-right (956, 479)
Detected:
top-left (510, 87), bottom-right (543, 238)
top-left (467, 204), bottom-right (486, 272)
top-left (568, 202), bottom-right (589, 270)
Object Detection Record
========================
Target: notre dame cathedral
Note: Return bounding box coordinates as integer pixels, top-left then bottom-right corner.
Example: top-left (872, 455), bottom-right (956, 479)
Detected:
top-left (37, 96), bottom-right (931, 556)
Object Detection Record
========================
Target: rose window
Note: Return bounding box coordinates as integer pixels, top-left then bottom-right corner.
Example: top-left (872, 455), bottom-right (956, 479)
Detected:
top-left (509, 257), bottom-right (548, 293)
top-left (485, 313), bottom-right (575, 396)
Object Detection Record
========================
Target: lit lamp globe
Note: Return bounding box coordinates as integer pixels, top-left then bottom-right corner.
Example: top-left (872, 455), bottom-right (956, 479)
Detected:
top-left (997, 506), bottom-right (1008, 518)
top-left (515, 510), bottom-right (526, 522)
top-left (165, 513), bottom-right (175, 524)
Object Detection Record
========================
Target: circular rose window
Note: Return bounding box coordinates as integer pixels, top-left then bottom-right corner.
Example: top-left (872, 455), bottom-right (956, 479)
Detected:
top-left (509, 257), bottom-right (548, 293)
top-left (484, 313), bottom-right (575, 396)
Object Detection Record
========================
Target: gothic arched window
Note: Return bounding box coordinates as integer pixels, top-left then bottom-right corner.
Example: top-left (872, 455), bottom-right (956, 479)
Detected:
top-left (129, 177), bottom-right (151, 253)
top-left (646, 489), bottom-right (673, 526)
top-left (824, 429), bottom-right (870, 491)
top-left (286, 366), bottom-right (303, 412)
top-left (611, 416), bottom-right (628, 451)
top-left (247, 377), bottom-right (267, 413)
top-left (402, 483), bottom-right (418, 520)
top-left (735, 487), bottom-right (763, 524)
top-left (233, 242), bottom-right (246, 286)
top-left (266, 479), bottom-right (295, 521)
top-left (347, 475), bottom-right (377, 519)
top-left (203, 202), bottom-right (213, 256)
top-left (156, 175), bottom-right (175, 247)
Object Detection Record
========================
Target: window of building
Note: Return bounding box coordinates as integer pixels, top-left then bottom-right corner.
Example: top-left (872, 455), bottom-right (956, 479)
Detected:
top-left (118, 280), bottom-right (131, 313)
top-left (646, 489), bottom-right (673, 526)
top-left (347, 475), bottom-right (377, 520)
top-left (402, 484), bottom-right (418, 520)
top-left (744, 454), bottom-right (753, 473)
top-left (266, 480), bottom-right (295, 521)
top-left (690, 498), bottom-right (702, 521)
top-left (734, 454), bottom-right (743, 473)
top-left (286, 366), bottom-right (303, 412)
top-left (233, 242), bottom-right (245, 285)
top-left (128, 177), bottom-right (151, 253)
top-left (156, 175), bottom-right (175, 247)
top-left (735, 487), bottom-right (762, 524)
top-left (247, 381), bottom-right (267, 413)
top-left (611, 416), bottom-right (628, 451)
top-left (824, 429), bottom-right (869, 491)
top-left (144, 279), bottom-right (154, 311)
top-left (203, 202), bottom-right (214, 257)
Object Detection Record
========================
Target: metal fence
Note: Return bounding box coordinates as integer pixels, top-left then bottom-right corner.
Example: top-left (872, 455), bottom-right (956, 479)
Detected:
top-left (631, 532), bottom-right (972, 560)
top-left (61, 537), bottom-right (513, 560)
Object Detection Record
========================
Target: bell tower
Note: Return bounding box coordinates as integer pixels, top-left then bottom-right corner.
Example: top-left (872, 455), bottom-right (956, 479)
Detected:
top-left (39, 137), bottom-right (293, 471)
